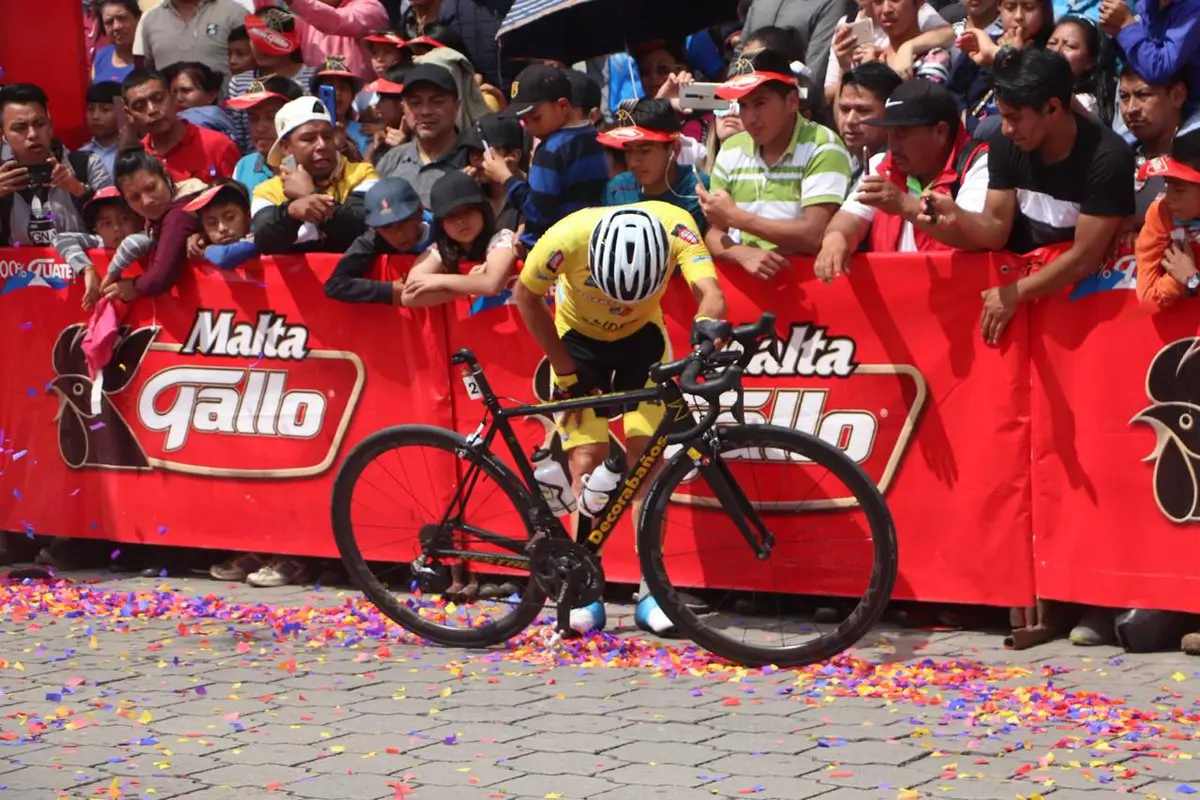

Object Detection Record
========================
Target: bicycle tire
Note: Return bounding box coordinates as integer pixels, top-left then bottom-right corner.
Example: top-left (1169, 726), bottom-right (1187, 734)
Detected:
top-left (637, 424), bottom-right (897, 667)
top-left (331, 424), bottom-right (547, 648)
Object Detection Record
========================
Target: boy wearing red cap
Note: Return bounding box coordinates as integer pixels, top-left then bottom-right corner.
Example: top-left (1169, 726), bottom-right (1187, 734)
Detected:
top-left (1135, 131), bottom-right (1200, 311)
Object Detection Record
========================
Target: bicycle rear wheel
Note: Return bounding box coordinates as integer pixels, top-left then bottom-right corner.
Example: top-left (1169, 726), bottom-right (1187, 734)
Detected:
top-left (637, 424), bottom-right (897, 667)
top-left (332, 425), bottom-right (546, 648)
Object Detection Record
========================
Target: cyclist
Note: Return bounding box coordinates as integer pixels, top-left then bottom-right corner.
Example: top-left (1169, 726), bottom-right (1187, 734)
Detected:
top-left (513, 201), bottom-right (731, 635)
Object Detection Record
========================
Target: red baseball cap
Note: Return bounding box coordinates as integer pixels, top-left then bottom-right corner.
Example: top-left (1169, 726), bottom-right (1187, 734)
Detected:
top-left (596, 126), bottom-right (678, 149)
top-left (245, 14), bottom-right (300, 56)
top-left (365, 78), bottom-right (406, 96)
top-left (365, 31), bottom-right (406, 46)
top-left (715, 71), bottom-right (797, 100)
top-left (1143, 156), bottom-right (1200, 184)
top-left (227, 86), bottom-right (288, 110)
top-left (183, 182), bottom-right (250, 214)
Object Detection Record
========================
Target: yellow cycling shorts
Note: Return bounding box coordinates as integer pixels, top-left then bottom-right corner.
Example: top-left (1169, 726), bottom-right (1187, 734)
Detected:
top-left (551, 320), bottom-right (671, 451)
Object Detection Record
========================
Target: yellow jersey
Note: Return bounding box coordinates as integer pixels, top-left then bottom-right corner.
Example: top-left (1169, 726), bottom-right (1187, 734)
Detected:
top-left (519, 201), bottom-right (718, 342)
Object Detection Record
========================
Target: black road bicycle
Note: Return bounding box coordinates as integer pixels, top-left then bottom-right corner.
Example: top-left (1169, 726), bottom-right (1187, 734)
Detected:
top-left (332, 313), bottom-right (898, 666)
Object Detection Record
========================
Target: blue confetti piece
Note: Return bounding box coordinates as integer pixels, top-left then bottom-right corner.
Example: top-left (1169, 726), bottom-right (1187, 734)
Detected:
top-left (12, 489), bottom-right (20, 500)
top-left (88, 421), bottom-right (106, 431)
top-left (26, 388), bottom-right (36, 397)
top-left (138, 738), bottom-right (157, 746)
top-left (44, 693), bottom-right (61, 702)
top-left (1181, 785), bottom-right (1198, 795)
top-left (157, 525), bottom-right (168, 535)
top-left (11, 450), bottom-right (26, 461)
top-left (18, 321), bottom-right (31, 330)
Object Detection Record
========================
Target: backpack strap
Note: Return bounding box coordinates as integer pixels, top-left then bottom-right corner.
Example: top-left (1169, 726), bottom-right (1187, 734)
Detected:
top-left (948, 140), bottom-right (988, 200)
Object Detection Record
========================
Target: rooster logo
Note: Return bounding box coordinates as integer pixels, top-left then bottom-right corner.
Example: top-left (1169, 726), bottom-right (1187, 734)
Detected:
top-left (1132, 338), bottom-right (1200, 523)
top-left (49, 323), bottom-right (158, 470)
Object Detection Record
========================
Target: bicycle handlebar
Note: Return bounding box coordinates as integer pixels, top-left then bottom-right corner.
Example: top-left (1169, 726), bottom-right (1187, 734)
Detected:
top-left (652, 313), bottom-right (779, 444)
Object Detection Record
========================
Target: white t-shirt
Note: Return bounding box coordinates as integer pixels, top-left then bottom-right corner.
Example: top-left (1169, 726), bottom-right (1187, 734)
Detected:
top-left (841, 150), bottom-right (989, 252)
top-left (824, 6), bottom-right (949, 92)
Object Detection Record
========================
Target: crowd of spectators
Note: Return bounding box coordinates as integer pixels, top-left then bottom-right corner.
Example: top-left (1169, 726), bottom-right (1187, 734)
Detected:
top-left (1, 0), bottom-right (1198, 646)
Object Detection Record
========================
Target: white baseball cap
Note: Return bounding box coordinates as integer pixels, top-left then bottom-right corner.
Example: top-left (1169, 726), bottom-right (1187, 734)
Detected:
top-left (267, 96), bottom-right (334, 168)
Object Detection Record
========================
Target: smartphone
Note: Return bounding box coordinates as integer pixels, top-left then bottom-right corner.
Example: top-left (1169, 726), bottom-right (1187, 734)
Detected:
top-left (23, 162), bottom-right (52, 186)
top-left (679, 82), bottom-right (732, 113)
top-left (282, 154), bottom-right (298, 172)
top-left (846, 18), bottom-right (875, 47)
top-left (318, 85), bottom-right (337, 122)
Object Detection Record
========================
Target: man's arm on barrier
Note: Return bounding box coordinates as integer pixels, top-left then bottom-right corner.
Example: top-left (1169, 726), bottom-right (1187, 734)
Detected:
top-left (925, 187), bottom-right (1016, 252)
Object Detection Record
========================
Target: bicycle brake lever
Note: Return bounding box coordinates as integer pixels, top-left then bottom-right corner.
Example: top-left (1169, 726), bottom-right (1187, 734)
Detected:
top-left (731, 392), bottom-right (746, 425)
top-left (769, 331), bottom-right (784, 364)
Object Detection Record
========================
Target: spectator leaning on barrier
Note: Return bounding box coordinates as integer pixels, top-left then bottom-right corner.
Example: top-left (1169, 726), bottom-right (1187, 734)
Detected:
top-left (81, 81), bottom-right (127, 181)
top-left (1121, 65), bottom-right (1187, 226)
top-left (123, 69), bottom-right (240, 183)
top-left (700, 49), bottom-right (853, 276)
top-left (477, 64), bottom-right (609, 251)
top-left (101, 146), bottom-right (206, 302)
top-left (835, 62), bottom-right (904, 181)
top-left (815, 81), bottom-right (989, 277)
top-left (163, 61), bottom-right (240, 141)
top-left (598, 99), bottom-right (712, 234)
top-left (375, 64), bottom-right (474, 205)
top-left (93, 0), bottom-right (142, 84)
top-left (53, 187), bottom-right (149, 311)
top-left (287, 0), bottom-right (388, 82)
top-left (402, 170), bottom-right (520, 307)
top-left (1134, 132), bottom-right (1200, 310)
top-left (324, 177), bottom-right (434, 304)
top-left (925, 47), bottom-right (1134, 345)
top-left (132, 0), bottom-right (247, 74)
top-left (252, 96), bottom-right (380, 254)
top-left (183, 180), bottom-right (260, 269)
top-left (228, 77), bottom-right (305, 194)
top-left (0, 84), bottom-right (112, 247)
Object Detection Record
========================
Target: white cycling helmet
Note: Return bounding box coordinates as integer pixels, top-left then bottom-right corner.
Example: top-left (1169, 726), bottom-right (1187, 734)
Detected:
top-left (588, 207), bottom-right (671, 304)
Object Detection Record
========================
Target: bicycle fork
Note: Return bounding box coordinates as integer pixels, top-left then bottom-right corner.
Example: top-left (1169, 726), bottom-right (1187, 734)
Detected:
top-left (695, 455), bottom-right (775, 559)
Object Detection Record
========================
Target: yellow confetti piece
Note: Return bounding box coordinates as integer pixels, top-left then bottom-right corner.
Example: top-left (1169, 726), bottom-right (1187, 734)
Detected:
top-left (1174, 671), bottom-right (1188, 682)
top-left (439, 686), bottom-right (452, 698)
top-left (329, 746), bottom-right (345, 753)
top-left (89, 636), bottom-right (99, 649)
top-left (545, 794), bottom-right (564, 800)
top-left (13, 662), bottom-right (23, 671)
top-left (138, 710), bottom-right (153, 724)
top-left (898, 790), bottom-right (920, 799)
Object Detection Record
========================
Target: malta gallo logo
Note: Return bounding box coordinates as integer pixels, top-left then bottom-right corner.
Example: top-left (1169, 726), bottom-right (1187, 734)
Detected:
top-left (50, 310), bottom-right (364, 478)
top-left (1131, 337), bottom-right (1200, 523)
top-left (670, 323), bottom-right (927, 511)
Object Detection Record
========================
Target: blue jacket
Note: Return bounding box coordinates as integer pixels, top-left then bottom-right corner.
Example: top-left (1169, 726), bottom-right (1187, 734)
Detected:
top-left (1116, 0), bottom-right (1200, 112)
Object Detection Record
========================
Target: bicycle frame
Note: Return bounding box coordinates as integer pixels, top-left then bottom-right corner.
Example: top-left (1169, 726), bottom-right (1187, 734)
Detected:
top-left (441, 349), bottom-right (773, 568)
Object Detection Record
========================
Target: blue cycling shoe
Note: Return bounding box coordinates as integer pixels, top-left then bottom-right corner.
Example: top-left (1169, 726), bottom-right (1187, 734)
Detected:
top-left (635, 595), bottom-right (678, 636)
top-left (567, 601), bottom-right (607, 633)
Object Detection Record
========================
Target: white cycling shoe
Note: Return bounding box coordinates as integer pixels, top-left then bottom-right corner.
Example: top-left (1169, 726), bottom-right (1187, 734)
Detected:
top-left (567, 601), bottom-right (607, 633)
top-left (635, 595), bottom-right (678, 636)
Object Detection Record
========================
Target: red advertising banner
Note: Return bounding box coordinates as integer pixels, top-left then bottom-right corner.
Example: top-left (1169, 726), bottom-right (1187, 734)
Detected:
top-left (10, 244), bottom-right (1186, 611)
top-left (1031, 263), bottom-right (1200, 612)
top-left (0, 250), bottom-right (454, 556)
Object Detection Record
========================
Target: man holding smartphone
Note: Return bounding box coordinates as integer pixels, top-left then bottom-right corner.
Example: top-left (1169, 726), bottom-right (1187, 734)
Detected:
top-left (0, 84), bottom-right (111, 247)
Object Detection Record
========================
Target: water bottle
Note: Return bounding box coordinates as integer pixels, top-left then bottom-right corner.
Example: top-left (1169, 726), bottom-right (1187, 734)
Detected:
top-left (579, 456), bottom-right (623, 518)
top-left (27, 193), bottom-right (56, 246)
top-left (532, 449), bottom-right (576, 516)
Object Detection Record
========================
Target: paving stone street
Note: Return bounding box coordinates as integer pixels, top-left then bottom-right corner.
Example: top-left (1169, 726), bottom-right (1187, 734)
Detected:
top-left (1, 573), bottom-right (1198, 799)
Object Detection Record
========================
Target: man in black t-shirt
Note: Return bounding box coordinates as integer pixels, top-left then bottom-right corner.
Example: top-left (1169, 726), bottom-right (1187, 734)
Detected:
top-left (924, 47), bottom-right (1135, 345)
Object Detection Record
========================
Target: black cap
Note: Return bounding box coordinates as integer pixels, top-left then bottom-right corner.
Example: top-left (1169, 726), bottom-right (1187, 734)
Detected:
top-left (864, 80), bottom-right (960, 128)
top-left (399, 64), bottom-right (459, 99)
top-left (430, 170), bottom-right (486, 218)
top-left (475, 113), bottom-right (524, 151)
top-left (508, 64), bottom-right (570, 117)
top-left (566, 69), bottom-right (601, 112)
top-left (364, 178), bottom-right (423, 227)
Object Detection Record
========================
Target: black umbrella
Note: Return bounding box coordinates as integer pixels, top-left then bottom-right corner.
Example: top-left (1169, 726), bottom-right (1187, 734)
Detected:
top-left (497, 0), bottom-right (739, 65)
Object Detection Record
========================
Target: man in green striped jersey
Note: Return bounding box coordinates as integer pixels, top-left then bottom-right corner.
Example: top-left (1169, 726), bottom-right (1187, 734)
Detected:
top-left (697, 49), bottom-right (853, 279)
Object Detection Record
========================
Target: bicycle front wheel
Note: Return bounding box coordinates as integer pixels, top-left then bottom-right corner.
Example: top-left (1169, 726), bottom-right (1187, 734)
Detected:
top-left (638, 424), bottom-right (897, 667)
top-left (332, 425), bottom-right (546, 648)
